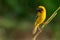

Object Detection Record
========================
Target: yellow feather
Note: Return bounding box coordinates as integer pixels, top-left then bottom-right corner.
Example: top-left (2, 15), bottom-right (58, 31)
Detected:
top-left (33, 6), bottom-right (46, 34)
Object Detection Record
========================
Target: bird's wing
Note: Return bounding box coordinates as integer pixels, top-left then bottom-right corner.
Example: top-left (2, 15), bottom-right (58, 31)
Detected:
top-left (33, 12), bottom-right (42, 34)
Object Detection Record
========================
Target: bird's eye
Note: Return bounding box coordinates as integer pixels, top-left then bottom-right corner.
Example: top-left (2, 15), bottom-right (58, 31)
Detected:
top-left (40, 8), bottom-right (43, 11)
top-left (37, 8), bottom-right (43, 13)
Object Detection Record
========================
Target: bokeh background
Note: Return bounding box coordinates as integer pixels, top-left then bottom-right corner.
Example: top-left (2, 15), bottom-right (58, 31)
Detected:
top-left (0, 0), bottom-right (60, 40)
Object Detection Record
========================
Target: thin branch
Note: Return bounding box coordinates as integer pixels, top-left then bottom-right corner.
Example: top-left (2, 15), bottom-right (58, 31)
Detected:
top-left (33, 7), bottom-right (60, 40)
top-left (32, 27), bottom-right (42, 40)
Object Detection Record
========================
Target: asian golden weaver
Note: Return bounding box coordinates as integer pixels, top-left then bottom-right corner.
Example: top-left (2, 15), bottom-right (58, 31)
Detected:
top-left (33, 6), bottom-right (46, 34)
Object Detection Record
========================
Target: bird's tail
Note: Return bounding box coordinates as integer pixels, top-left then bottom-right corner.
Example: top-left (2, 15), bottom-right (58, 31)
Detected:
top-left (33, 25), bottom-right (38, 34)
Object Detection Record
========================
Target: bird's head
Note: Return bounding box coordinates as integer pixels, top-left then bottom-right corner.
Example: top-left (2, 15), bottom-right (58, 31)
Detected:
top-left (37, 6), bottom-right (46, 13)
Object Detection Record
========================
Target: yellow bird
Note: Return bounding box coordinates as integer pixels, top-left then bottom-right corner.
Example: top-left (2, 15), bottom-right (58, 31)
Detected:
top-left (33, 6), bottom-right (46, 34)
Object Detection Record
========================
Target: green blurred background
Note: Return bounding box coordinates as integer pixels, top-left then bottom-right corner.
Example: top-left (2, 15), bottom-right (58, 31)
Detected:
top-left (0, 0), bottom-right (60, 40)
